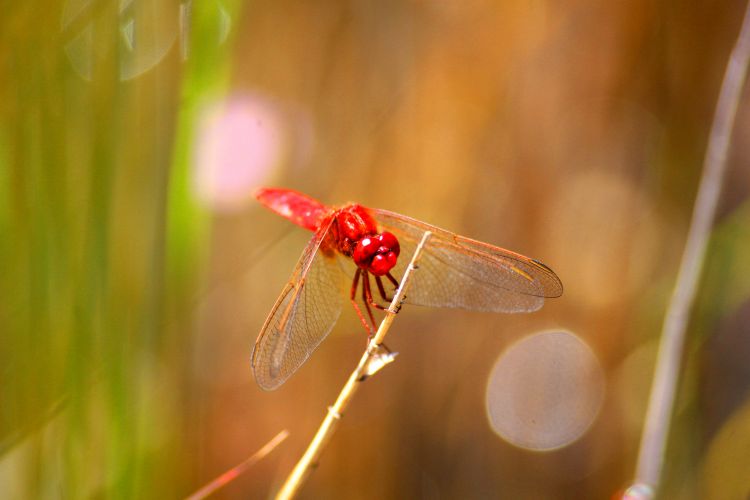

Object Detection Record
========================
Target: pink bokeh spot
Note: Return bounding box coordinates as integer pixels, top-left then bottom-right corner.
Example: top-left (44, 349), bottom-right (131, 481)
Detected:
top-left (194, 94), bottom-right (285, 212)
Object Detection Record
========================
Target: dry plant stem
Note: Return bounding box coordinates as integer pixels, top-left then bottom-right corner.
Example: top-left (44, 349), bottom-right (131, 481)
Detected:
top-left (634, 2), bottom-right (750, 491)
top-left (186, 430), bottom-right (289, 500)
top-left (275, 231), bottom-right (434, 500)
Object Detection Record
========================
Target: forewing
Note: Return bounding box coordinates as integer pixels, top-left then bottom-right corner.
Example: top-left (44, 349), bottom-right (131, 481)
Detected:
top-left (252, 220), bottom-right (346, 390)
top-left (370, 208), bottom-right (562, 313)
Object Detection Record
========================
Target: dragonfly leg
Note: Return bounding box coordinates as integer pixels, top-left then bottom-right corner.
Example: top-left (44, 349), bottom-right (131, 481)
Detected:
top-left (385, 272), bottom-right (399, 289)
top-left (363, 272), bottom-right (393, 353)
top-left (361, 271), bottom-right (378, 326)
top-left (381, 272), bottom-right (404, 313)
top-left (364, 272), bottom-right (389, 313)
top-left (350, 268), bottom-right (374, 336)
top-left (374, 275), bottom-right (393, 303)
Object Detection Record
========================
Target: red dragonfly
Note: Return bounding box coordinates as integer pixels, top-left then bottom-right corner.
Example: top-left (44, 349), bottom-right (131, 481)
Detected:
top-left (252, 187), bottom-right (563, 390)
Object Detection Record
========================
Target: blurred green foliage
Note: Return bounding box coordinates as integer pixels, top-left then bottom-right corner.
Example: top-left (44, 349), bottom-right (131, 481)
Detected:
top-left (0, 1), bottom-right (240, 497)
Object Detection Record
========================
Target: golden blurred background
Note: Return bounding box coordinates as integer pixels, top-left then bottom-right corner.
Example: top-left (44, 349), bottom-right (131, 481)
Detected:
top-left (2, 1), bottom-right (750, 498)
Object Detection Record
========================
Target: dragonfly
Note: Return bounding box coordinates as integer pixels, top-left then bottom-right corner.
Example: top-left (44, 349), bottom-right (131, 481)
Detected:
top-left (252, 187), bottom-right (563, 390)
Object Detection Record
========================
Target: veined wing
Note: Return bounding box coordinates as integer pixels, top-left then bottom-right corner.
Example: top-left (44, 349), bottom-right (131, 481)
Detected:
top-left (369, 208), bottom-right (563, 313)
top-left (252, 218), bottom-right (346, 390)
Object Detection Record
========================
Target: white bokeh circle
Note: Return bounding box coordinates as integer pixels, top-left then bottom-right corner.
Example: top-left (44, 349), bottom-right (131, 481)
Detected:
top-left (485, 330), bottom-right (605, 451)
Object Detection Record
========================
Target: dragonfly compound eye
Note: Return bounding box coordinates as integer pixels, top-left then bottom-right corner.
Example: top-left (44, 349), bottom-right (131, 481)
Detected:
top-left (353, 234), bottom-right (399, 275)
top-left (376, 232), bottom-right (400, 256)
top-left (352, 237), bottom-right (378, 267)
top-left (369, 251), bottom-right (398, 276)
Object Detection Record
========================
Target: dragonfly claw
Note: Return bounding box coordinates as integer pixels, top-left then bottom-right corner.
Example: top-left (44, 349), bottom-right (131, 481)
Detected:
top-left (392, 296), bottom-right (405, 313)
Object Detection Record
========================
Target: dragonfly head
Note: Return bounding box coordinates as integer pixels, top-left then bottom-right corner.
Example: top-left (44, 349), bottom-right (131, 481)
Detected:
top-left (352, 231), bottom-right (400, 276)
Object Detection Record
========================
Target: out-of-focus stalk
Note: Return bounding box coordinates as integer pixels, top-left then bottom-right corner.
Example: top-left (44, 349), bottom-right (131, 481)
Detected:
top-left (632, 1), bottom-right (750, 496)
top-left (185, 430), bottom-right (289, 500)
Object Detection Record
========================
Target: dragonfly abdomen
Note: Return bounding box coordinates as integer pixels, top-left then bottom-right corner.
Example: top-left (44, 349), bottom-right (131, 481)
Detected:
top-left (255, 187), bottom-right (330, 231)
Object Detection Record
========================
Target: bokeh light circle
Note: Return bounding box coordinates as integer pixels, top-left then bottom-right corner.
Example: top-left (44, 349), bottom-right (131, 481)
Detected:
top-left (543, 169), bottom-right (663, 308)
top-left (61, 0), bottom-right (179, 81)
top-left (485, 330), bottom-right (605, 451)
top-left (193, 94), bottom-right (285, 212)
top-left (701, 398), bottom-right (750, 499)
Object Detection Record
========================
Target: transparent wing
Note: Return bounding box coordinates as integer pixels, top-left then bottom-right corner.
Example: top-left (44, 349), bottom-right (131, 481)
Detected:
top-left (252, 219), bottom-right (346, 390)
top-left (370, 208), bottom-right (563, 313)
